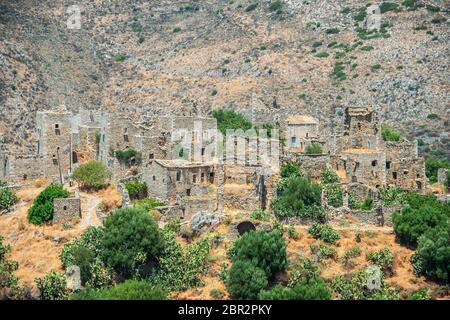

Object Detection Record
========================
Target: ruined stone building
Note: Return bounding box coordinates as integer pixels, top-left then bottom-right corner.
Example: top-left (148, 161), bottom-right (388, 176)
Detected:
top-left (284, 106), bottom-right (427, 202)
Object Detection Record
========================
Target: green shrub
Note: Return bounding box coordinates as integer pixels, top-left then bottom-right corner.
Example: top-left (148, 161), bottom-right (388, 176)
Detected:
top-left (332, 267), bottom-right (386, 300)
top-left (211, 109), bottom-right (252, 135)
top-left (305, 143), bottom-right (323, 154)
top-left (425, 156), bottom-right (450, 183)
top-left (250, 208), bottom-right (271, 221)
top-left (73, 161), bottom-right (111, 190)
top-left (288, 257), bottom-right (321, 286)
top-left (349, 195), bottom-right (374, 211)
top-left (173, 27), bottom-right (181, 33)
top-left (245, 3), bottom-right (258, 12)
top-left (379, 187), bottom-right (404, 205)
top-left (101, 208), bottom-right (162, 278)
top-left (27, 184), bottom-right (70, 225)
top-left (114, 54), bottom-right (126, 62)
top-left (0, 181), bottom-right (18, 211)
top-left (407, 288), bottom-right (432, 300)
top-left (325, 184), bottom-right (343, 208)
top-left (402, 0), bottom-right (419, 10)
top-left (35, 271), bottom-right (68, 300)
top-left (230, 230), bottom-right (286, 278)
top-left (226, 260), bottom-right (268, 299)
top-left (280, 161), bottom-right (301, 178)
top-left (366, 248), bottom-right (394, 273)
top-left (134, 197), bottom-right (164, 212)
top-left (287, 225), bottom-right (299, 239)
top-left (72, 280), bottom-right (168, 300)
top-left (315, 51), bottom-right (329, 58)
top-left (0, 236), bottom-right (19, 294)
top-left (425, 4), bottom-right (440, 12)
top-left (124, 180), bottom-right (148, 200)
top-left (259, 277), bottom-right (331, 300)
top-left (360, 45), bottom-right (374, 51)
top-left (381, 125), bottom-right (401, 141)
top-left (150, 229), bottom-right (211, 291)
top-left (113, 148), bottom-right (142, 166)
top-left (393, 197), bottom-right (449, 246)
top-left (271, 175), bottom-right (322, 218)
top-left (326, 28), bottom-right (340, 34)
top-left (268, 1), bottom-right (283, 12)
top-left (341, 246), bottom-right (362, 267)
top-left (210, 288), bottom-right (225, 299)
top-left (331, 61), bottom-right (346, 81)
top-left (380, 2), bottom-right (399, 13)
top-left (308, 223), bottom-right (340, 244)
top-left (310, 243), bottom-right (337, 261)
top-left (321, 168), bottom-right (339, 184)
top-left (411, 226), bottom-right (450, 284)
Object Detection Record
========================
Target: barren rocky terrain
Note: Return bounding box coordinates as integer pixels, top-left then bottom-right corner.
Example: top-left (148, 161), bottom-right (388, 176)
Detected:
top-left (0, 0), bottom-right (448, 155)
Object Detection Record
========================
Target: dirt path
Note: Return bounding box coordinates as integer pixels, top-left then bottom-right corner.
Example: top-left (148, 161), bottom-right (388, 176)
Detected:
top-left (79, 194), bottom-right (102, 229)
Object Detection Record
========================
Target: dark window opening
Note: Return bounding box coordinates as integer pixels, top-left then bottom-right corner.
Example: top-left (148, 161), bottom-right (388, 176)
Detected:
top-left (176, 170), bottom-right (182, 182)
top-left (386, 161), bottom-right (391, 169)
top-left (193, 174), bottom-right (197, 183)
top-left (393, 172), bottom-right (397, 180)
top-left (201, 173), bottom-right (205, 182)
top-left (72, 151), bottom-right (78, 164)
top-left (416, 173), bottom-right (420, 178)
top-left (372, 160), bottom-right (377, 167)
top-left (186, 188), bottom-right (191, 196)
top-left (351, 176), bottom-right (357, 183)
top-left (63, 206), bottom-right (67, 211)
top-left (209, 172), bottom-right (215, 183)
top-left (152, 175), bottom-right (156, 181)
top-left (404, 170), bottom-right (408, 175)
top-left (416, 181), bottom-right (422, 190)
top-left (90, 113), bottom-right (94, 122)
top-left (52, 155), bottom-right (58, 166)
top-left (23, 174), bottom-right (27, 180)
top-left (54, 124), bottom-right (60, 135)
top-left (201, 148), bottom-right (205, 156)
top-left (149, 153), bottom-right (154, 159)
top-left (123, 134), bottom-right (129, 142)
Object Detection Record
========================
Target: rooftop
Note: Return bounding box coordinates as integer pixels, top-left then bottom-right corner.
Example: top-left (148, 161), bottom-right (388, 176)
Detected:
top-left (287, 115), bottom-right (318, 125)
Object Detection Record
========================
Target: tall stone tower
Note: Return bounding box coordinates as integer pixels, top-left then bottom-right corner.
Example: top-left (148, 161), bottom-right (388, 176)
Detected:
top-left (36, 107), bottom-right (72, 182)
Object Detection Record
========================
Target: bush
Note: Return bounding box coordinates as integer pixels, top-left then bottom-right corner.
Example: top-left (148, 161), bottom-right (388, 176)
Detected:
top-left (73, 161), bottom-right (111, 190)
top-left (72, 280), bottom-right (169, 300)
top-left (288, 257), bottom-right (321, 286)
top-left (379, 187), bottom-right (404, 205)
top-left (308, 223), bottom-right (340, 244)
top-left (305, 143), bottom-right (323, 154)
top-left (310, 243), bottom-right (337, 261)
top-left (226, 260), bottom-right (268, 299)
top-left (245, 3), bottom-right (258, 12)
top-left (425, 156), bottom-right (450, 183)
top-left (287, 225), bottom-right (299, 239)
top-left (230, 230), bottom-right (286, 278)
top-left (411, 226), bottom-right (450, 284)
top-left (101, 208), bottom-right (162, 278)
top-left (381, 125), bottom-right (401, 141)
top-left (321, 168), bottom-right (339, 184)
top-left (380, 2), bottom-right (399, 13)
top-left (393, 196), bottom-right (449, 246)
top-left (0, 181), bottom-right (18, 211)
top-left (258, 277), bottom-right (331, 300)
top-left (113, 148), bottom-right (142, 166)
top-left (341, 247), bottom-right (362, 267)
top-left (271, 175), bottom-right (322, 218)
top-left (27, 184), bottom-right (70, 225)
top-left (124, 180), bottom-right (148, 200)
top-left (134, 197), bottom-right (164, 212)
top-left (268, 1), bottom-right (283, 12)
top-left (325, 184), bottom-right (343, 208)
top-left (150, 229), bottom-right (211, 291)
top-left (0, 236), bottom-right (19, 295)
top-left (280, 161), bottom-right (301, 178)
top-left (407, 288), bottom-right (432, 300)
top-left (35, 271), bottom-right (68, 300)
top-left (366, 248), bottom-right (394, 274)
top-left (250, 208), bottom-right (271, 221)
top-left (211, 109), bottom-right (253, 135)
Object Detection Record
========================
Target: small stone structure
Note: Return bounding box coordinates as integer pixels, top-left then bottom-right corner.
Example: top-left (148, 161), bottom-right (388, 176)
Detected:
top-left (437, 168), bottom-right (449, 190)
top-left (53, 197), bottom-right (81, 225)
top-left (66, 265), bottom-right (81, 291)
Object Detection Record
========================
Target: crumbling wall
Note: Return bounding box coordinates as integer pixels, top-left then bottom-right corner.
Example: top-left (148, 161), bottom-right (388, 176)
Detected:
top-left (437, 168), bottom-right (449, 187)
top-left (341, 150), bottom-right (386, 188)
top-left (1, 154), bottom-right (46, 182)
top-left (53, 197), bottom-right (81, 225)
top-left (284, 154), bottom-right (331, 181)
top-left (386, 157), bottom-right (426, 191)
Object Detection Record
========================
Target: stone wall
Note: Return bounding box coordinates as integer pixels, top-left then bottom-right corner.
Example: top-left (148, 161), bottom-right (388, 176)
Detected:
top-left (341, 149), bottom-right (386, 187)
top-left (437, 168), bottom-right (449, 187)
top-left (283, 154), bottom-right (331, 181)
top-left (53, 197), bottom-right (81, 225)
top-left (386, 157), bottom-right (426, 191)
top-left (0, 153), bottom-right (46, 182)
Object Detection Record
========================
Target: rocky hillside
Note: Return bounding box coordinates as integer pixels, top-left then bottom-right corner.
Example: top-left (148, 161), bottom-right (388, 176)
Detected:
top-left (0, 0), bottom-right (448, 155)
